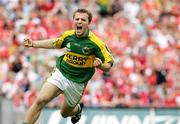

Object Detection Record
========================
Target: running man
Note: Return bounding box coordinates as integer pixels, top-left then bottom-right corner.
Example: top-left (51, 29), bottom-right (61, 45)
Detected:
top-left (22, 8), bottom-right (114, 124)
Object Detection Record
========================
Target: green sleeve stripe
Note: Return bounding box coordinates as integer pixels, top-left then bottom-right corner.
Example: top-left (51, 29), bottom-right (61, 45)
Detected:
top-left (52, 30), bottom-right (75, 48)
top-left (89, 32), bottom-right (114, 63)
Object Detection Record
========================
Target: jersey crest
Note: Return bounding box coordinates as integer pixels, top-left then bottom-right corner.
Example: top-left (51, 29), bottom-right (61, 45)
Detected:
top-left (82, 46), bottom-right (91, 55)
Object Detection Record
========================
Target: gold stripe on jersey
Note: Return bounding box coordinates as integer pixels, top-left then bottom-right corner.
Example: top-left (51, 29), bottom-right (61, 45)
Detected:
top-left (52, 30), bottom-right (75, 48)
top-left (89, 32), bottom-right (113, 63)
top-left (63, 51), bottom-right (96, 68)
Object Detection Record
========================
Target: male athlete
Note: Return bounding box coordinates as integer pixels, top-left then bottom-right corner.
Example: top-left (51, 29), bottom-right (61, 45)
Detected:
top-left (22, 8), bottom-right (114, 124)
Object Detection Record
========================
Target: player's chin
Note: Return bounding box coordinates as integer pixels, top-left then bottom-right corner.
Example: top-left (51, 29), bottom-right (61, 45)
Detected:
top-left (76, 31), bottom-right (83, 37)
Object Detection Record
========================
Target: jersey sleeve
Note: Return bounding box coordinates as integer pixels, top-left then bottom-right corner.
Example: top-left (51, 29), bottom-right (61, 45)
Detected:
top-left (96, 43), bottom-right (114, 66)
top-left (89, 32), bottom-right (114, 66)
top-left (51, 36), bottom-right (64, 48)
top-left (51, 30), bottom-right (74, 48)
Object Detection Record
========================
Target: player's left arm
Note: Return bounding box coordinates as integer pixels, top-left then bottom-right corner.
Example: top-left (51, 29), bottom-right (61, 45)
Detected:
top-left (93, 58), bottom-right (112, 72)
top-left (94, 44), bottom-right (114, 72)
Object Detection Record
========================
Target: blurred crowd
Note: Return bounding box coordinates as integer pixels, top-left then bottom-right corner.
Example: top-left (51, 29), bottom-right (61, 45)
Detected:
top-left (0, 0), bottom-right (179, 110)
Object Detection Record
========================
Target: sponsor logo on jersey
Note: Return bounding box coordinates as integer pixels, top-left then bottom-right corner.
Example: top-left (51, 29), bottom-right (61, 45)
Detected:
top-left (63, 52), bottom-right (95, 68)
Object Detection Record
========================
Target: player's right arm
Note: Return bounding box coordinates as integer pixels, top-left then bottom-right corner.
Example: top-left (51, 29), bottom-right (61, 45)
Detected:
top-left (23, 30), bottom-right (76, 49)
top-left (23, 30), bottom-right (74, 49)
top-left (23, 38), bottom-right (59, 49)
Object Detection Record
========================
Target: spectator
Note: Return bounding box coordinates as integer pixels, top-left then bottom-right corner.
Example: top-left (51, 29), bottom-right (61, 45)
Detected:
top-left (0, 0), bottom-right (179, 109)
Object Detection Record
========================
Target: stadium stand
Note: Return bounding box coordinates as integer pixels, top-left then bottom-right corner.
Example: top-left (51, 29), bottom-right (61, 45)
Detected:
top-left (0, 0), bottom-right (179, 112)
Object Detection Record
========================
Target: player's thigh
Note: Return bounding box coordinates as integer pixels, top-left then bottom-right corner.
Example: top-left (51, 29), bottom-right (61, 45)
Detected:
top-left (38, 82), bottom-right (63, 103)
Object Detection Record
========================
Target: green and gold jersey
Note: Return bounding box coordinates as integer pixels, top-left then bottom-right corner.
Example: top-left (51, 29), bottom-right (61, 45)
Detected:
top-left (52, 30), bottom-right (114, 83)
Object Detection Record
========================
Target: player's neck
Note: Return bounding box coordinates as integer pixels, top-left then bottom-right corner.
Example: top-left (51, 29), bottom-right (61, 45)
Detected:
top-left (76, 29), bottom-right (89, 38)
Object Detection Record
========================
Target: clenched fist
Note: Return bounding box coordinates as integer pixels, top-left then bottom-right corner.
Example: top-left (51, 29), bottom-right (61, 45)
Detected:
top-left (23, 38), bottom-right (33, 47)
top-left (93, 58), bottom-right (102, 67)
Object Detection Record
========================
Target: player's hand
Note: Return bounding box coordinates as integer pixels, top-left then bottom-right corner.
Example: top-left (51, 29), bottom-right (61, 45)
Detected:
top-left (23, 38), bottom-right (33, 47)
top-left (93, 58), bottom-right (102, 67)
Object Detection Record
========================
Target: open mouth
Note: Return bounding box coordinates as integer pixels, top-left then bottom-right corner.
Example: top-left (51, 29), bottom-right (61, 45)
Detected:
top-left (76, 26), bottom-right (82, 30)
